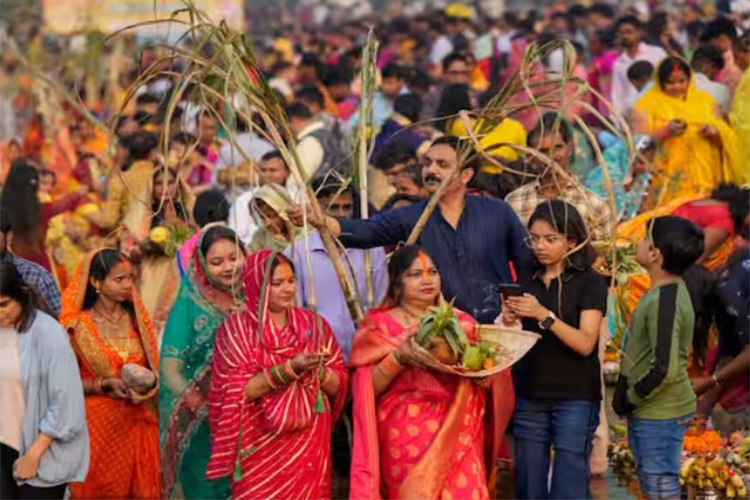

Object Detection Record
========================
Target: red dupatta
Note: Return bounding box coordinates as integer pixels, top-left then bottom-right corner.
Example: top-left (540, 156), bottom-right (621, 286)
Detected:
top-left (206, 249), bottom-right (348, 500)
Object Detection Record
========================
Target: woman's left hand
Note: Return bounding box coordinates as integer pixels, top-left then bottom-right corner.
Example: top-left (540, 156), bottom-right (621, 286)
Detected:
top-left (506, 294), bottom-right (549, 321)
top-left (700, 125), bottom-right (721, 144)
top-left (13, 452), bottom-right (41, 480)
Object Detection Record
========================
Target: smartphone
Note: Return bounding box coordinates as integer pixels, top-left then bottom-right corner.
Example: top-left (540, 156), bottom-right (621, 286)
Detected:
top-left (498, 284), bottom-right (527, 299)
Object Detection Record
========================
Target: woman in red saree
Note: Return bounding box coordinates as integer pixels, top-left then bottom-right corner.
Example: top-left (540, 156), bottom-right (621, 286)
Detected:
top-left (207, 249), bottom-right (348, 500)
top-left (350, 245), bottom-right (515, 500)
top-left (60, 249), bottom-right (160, 499)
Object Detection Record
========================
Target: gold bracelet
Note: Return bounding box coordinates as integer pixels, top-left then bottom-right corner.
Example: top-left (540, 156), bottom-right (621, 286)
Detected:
top-left (377, 353), bottom-right (404, 379)
top-left (712, 374), bottom-right (722, 387)
top-left (93, 378), bottom-right (103, 394)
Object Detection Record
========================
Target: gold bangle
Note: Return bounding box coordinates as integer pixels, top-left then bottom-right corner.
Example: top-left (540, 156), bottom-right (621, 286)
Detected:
top-left (712, 374), bottom-right (722, 387)
top-left (92, 378), bottom-right (103, 394)
top-left (377, 353), bottom-right (404, 379)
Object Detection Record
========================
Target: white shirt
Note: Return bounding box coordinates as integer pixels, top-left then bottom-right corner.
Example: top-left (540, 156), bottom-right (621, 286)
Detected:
top-left (0, 327), bottom-right (24, 451)
top-left (693, 73), bottom-right (730, 115)
top-left (430, 35), bottom-right (454, 65)
top-left (227, 190), bottom-right (259, 245)
top-left (611, 43), bottom-right (667, 118)
top-left (296, 121), bottom-right (326, 179)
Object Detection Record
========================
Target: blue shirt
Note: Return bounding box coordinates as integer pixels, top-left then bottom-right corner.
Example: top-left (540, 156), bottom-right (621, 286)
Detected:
top-left (12, 255), bottom-right (61, 318)
top-left (339, 195), bottom-right (533, 323)
top-left (287, 232), bottom-right (388, 362)
top-left (16, 312), bottom-right (89, 487)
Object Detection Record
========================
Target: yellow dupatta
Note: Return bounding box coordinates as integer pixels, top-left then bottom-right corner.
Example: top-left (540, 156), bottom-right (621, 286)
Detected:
top-left (633, 58), bottom-right (742, 205)
top-left (729, 67), bottom-right (750, 184)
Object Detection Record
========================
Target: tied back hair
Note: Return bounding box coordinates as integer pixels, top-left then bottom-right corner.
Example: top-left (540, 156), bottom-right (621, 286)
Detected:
top-left (82, 249), bottom-right (137, 322)
top-left (528, 199), bottom-right (597, 271)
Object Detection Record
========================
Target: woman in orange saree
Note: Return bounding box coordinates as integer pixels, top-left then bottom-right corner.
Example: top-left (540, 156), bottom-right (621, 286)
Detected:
top-left (350, 245), bottom-right (515, 500)
top-left (60, 249), bottom-right (160, 499)
top-left (206, 249), bottom-right (348, 500)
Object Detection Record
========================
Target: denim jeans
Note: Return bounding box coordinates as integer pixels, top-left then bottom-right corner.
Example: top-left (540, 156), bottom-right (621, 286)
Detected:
top-left (628, 414), bottom-right (692, 500)
top-left (513, 398), bottom-right (600, 499)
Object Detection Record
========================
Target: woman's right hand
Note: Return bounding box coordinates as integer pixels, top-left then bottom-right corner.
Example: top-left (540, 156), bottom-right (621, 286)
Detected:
top-left (289, 353), bottom-right (326, 375)
top-left (393, 336), bottom-right (424, 368)
top-left (664, 119), bottom-right (687, 138)
top-left (104, 378), bottom-right (130, 399)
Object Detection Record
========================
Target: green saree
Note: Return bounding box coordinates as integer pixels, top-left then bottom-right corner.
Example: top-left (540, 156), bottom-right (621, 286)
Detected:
top-left (159, 233), bottom-right (241, 500)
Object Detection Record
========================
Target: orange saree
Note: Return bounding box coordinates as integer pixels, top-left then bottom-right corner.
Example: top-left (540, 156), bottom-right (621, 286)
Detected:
top-left (61, 253), bottom-right (161, 499)
top-left (350, 309), bottom-right (512, 500)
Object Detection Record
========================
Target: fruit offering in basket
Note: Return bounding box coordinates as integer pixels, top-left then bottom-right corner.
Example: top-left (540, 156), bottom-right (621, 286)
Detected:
top-left (414, 299), bottom-right (497, 371)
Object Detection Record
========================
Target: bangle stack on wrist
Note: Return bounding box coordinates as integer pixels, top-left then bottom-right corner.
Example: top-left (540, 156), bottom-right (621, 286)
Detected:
top-left (377, 352), bottom-right (404, 378)
top-left (93, 377), bottom-right (105, 394)
top-left (265, 362), bottom-right (299, 390)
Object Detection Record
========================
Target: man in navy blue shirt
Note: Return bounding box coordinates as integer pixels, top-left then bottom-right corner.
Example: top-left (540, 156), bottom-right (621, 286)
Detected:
top-left (289, 136), bottom-right (533, 323)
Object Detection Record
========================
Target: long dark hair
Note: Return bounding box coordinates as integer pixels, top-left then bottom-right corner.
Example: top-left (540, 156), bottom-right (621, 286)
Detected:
top-left (0, 258), bottom-right (38, 332)
top-left (82, 250), bottom-right (135, 318)
top-left (384, 245), bottom-right (437, 305)
top-left (0, 159), bottom-right (42, 253)
top-left (528, 200), bottom-right (597, 270)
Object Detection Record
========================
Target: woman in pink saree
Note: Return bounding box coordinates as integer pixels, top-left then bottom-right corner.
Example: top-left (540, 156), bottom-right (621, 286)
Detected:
top-left (206, 249), bottom-right (348, 500)
top-left (350, 245), bottom-right (515, 500)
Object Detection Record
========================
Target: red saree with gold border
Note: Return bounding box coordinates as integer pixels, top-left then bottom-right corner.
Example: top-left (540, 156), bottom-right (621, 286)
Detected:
top-left (349, 308), bottom-right (514, 500)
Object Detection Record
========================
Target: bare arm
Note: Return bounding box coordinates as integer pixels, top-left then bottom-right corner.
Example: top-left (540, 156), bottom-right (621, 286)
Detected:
top-left (547, 309), bottom-right (603, 357)
top-left (244, 372), bottom-right (274, 400)
top-left (372, 353), bottom-right (405, 396)
top-left (161, 358), bottom-right (189, 395)
top-left (698, 227), bottom-right (730, 264)
top-left (13, 433), bottom-right (54, 480)
top-left (507, 294), bottom-right (603, 356)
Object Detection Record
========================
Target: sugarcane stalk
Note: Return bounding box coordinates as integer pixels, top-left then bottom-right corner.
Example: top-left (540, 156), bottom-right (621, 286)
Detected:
top-left (357, 29), bottom-right (379, 309)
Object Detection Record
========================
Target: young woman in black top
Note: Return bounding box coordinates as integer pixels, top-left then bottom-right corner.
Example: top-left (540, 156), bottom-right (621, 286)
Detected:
top-left (499, 199), bottom-right (608, 499)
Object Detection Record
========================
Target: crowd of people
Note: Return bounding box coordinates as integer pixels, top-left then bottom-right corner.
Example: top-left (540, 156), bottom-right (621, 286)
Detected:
top-left (0, 1), bottom-right (749, 499)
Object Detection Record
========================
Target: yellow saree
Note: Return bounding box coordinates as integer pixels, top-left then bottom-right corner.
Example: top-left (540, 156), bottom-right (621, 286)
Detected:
top-left (633, 59), bottom-right (742, 207)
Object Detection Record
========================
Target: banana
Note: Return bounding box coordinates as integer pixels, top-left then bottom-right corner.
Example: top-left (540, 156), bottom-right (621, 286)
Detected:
top-left (727, 484), bottom-right (736, 498)
top-left (682, 457), bottom-right (698, 478)
top-left (737, 484), bottom-right (746, 498)
top-left (731, 474), bottom-right (744, 488)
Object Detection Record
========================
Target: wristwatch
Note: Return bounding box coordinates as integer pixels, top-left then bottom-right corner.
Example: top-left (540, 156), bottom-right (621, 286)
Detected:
top-left (539, 311), bottom-right (556, 330)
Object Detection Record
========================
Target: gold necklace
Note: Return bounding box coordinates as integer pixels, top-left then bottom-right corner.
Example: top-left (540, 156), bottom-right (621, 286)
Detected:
top-left (399, 305), bottom-right (425, 324)
top-left (92, 305), bottom-right (125, 325)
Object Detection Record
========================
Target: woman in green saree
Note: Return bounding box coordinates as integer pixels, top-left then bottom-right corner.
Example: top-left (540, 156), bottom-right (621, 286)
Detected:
top-left (159, 225), bottom-right (245, 499)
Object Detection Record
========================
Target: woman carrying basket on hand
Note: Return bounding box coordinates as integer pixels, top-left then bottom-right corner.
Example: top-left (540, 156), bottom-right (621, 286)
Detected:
top-left (349, 245), bottom-right (515, 500)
